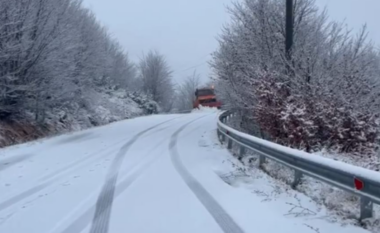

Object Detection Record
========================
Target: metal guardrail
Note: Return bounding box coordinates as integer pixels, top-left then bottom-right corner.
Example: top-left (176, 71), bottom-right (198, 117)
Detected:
top-left (217, 111), bottom-right (380, 221)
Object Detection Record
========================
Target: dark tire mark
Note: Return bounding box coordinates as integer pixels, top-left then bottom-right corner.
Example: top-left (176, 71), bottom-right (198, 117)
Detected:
top-left (39, 119), bottom-right (177, 182)
top-left (0, 183), bottom-right (51, 211)
top-left (60, 161), bottom-right (150, 233)
top-left (169, 116), bottom-right (245, 233)
top-left (61, 131), bottom-right (173, 233)
top-left (39, 139), bottom-right (126, 182)
top-left (0, 144), bottom-right (122, 212)
top-left (54, 132), bottom-right (96, 145)
top-left (88, 116), bottom-right (180, 233)
top-left (0, 154), bottom-right (34, 172)
top-left (0, 117), bottom-right (180, 214)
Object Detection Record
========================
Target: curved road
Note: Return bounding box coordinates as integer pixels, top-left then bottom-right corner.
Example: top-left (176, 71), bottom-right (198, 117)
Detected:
top-left (0, 112), bottom-right (371, 233)
top-left (0, 112), bottom-right (244, 233)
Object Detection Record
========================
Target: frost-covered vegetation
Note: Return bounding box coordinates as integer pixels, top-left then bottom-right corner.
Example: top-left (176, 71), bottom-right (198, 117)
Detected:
top-left (174, 71), bottom-right (201, 112)
top-left (0, 0), bottom-right (174, 147)
top-left (211, 0), bottom-right (380, 158)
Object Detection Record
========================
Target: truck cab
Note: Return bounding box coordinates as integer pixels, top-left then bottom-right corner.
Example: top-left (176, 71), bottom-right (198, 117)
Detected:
top-left (193, 87), bottom-right (222, 109)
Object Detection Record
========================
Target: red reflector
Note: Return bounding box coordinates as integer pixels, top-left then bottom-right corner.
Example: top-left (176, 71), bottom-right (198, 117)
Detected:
top-left (354, 177), bottom-right (364, 190)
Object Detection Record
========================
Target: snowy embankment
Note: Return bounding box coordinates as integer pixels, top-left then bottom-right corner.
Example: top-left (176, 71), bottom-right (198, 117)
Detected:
top-left (0, 109), bottom-right (372, 233)
top-left (0, 90), bottom-right (156, 148)
top-left (225, 115), bottom-right (380, 232)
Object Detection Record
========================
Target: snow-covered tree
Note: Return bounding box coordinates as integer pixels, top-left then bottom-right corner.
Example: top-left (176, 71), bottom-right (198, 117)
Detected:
top-left (0, 0), bottom-right (157, 147)
top-left (138, 50), bottom-right (175, 112)
top-left (211, 0), bottom-right (380, 154)
top-left (175, 71), bottom-right (201, 111)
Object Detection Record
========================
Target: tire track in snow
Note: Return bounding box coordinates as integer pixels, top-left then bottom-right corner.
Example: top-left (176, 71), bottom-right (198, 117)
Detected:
top-left (169, 116), bottom-right (245, 233)
top-left (58, 124), bottom-right (178, 233)
top-left (58, 143), bottom-right (163, 233)
top-left (0, 183), bottom-right (51, 211)
top-left (88, 116), bottom-right (182, 233)
top-left (0, 116), bottom-right (180, 214)
top-left (0, 154), bottom-right (33, 172)
top-left (40, 122), bottom-right (174, 183)
top-left (39, 139), bottom-right (126, 182)
top-left (0, 138), bottom-right (127, 212)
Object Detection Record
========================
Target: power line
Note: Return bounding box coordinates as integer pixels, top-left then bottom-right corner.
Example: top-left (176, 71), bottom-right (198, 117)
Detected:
top-left (175, 62), bottom-right (207, 73)
top-left (172, 53), bottom-right (211, 74)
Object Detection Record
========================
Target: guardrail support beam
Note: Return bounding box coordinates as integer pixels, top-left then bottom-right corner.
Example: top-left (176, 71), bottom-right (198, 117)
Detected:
top-left (239, 146), bottom-right (246, 157)
top-left (292, 170), bottom-right (302, 189)
top-left (217, 129), bottom-right (225, 143)
top-left (360, 197), bottom-right (373, 220)
top-left (258, 154), bottom-right (265, 168)
top-left (227, 138), bottom-right (233, 149)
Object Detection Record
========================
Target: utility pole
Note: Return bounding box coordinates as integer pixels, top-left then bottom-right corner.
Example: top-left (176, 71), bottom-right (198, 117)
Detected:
top-left (285, 0), bottom-right (294, 62)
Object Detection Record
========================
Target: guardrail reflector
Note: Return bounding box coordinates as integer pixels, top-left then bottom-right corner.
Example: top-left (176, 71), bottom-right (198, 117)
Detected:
top-left (354, 177), bottom-right (364, 190)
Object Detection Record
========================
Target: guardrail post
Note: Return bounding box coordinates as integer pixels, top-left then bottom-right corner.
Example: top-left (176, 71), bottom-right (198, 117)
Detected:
top-left (360, 197), bottom-right (373, 220)
top-left (258, 155), bottom-right (265, 168)
top-left (221, 132), bottom-right (226, 143)
top-left (227, 138), bottom-right (233, 149)
top-left (239, 146), bottom-right (246, 157)
top-left (291, 170), bottom-right (302, 189)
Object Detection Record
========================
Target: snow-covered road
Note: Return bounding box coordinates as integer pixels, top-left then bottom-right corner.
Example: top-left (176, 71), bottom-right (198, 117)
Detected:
top-left (0, 112), bottom-right (371, 233)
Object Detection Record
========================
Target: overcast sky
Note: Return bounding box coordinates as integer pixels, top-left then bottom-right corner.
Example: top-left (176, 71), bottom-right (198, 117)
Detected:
top-left (83, 0), bottom-right (380, 84)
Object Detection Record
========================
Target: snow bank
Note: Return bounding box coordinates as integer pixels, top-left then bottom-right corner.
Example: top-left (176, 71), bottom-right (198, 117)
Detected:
top-left (0, 90), bottom-right (156, 148)
top-left (189, 117), bottom-right (371, 233)
top-left (219, 114), bottom-right (380, 232)
top-left (225, 141), bottom-right (380, 232)
top-left (191, 106), bottom-right (219, 113)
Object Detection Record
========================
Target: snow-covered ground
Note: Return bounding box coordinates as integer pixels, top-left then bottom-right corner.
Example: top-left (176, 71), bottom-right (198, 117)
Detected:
top-left (0, 111), bottom-right (371, 233)
top-left (225, 114), bottom-right (380, 232)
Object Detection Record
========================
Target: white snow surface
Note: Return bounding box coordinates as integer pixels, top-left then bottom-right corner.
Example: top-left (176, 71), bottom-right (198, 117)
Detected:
top-left (191, 105), bottom-right (220, 113)
top-left (0, 112), bottom-right (370, 233)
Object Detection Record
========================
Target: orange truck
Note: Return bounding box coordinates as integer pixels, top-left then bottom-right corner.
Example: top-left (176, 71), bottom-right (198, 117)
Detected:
top-left (193, 87), bottom-right (222, 109)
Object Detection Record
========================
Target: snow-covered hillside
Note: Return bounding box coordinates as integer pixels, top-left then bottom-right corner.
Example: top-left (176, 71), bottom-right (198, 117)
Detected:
top-left (0, 90), bottom-right (158, 148)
